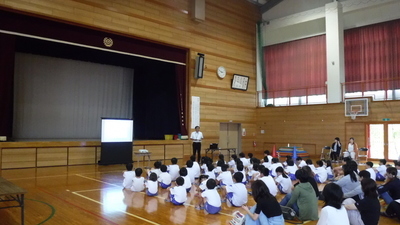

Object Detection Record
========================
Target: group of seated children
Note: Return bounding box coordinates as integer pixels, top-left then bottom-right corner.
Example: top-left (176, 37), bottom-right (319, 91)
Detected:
top-left (122, 151), bottom-right (400, 224)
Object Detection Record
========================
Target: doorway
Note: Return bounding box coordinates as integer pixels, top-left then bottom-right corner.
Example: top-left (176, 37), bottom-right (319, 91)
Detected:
top-left (368, 123), bottom-right (400, 160)
top-left (219, 123), bottom-right (241, 154)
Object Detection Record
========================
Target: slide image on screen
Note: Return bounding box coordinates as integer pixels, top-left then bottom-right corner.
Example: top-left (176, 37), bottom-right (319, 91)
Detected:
top-left (101, 119), bottom-right (133, 142)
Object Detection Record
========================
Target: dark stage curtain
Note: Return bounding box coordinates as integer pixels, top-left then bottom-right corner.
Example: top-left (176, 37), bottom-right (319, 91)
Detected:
top-left (264, 35), bottom-right (327, 98)
top-left (0, 34), bottom-right (15, 138)
top-left (133, 61), bottom-right (181, 140)
top-left (344, 19), bottom-right (400, 92)
top-left (175, 65), bottom-right (188, 135)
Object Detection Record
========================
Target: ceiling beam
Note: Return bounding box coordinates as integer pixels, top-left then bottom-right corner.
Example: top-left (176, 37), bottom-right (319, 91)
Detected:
top-left (260, 0), bottom-right (283, 14)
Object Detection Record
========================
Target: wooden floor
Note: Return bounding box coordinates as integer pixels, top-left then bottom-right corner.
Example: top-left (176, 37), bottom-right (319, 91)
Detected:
top-left (0, 163), bottom-right (398, 225)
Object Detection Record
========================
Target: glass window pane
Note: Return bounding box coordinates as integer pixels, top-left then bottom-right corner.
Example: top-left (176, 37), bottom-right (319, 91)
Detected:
top-left (388, 124), bottom-right (400, 160)
top-left (369, 124), bottom-right (384, 159)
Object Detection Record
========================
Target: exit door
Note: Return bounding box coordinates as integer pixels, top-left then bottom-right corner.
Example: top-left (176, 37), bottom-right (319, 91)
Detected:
top-left (368, 123), bottom-right (400, 160)
top-left (219, 123), bottom-right (241, 153)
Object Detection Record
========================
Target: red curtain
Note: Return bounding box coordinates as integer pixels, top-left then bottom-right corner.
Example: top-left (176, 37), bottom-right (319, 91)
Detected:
top-left (264, 35), bottom-right (327, 98)
top-left (344, 19), bottom-right (400, 92)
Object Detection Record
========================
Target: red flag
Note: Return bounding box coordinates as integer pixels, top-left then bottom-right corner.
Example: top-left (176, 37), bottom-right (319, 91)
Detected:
top-left (272, 144), bottom-right (277, 157)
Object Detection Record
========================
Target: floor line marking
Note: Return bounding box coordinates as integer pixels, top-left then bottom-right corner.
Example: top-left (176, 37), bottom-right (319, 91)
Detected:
top-left (37, 187), bottom-right (119, 225)
top-left (75, 174), bottom-right (120, 187)
top-left (5, 170), bottom-right (122, 181)
top-left (72, 192), bottom-right (160, 225)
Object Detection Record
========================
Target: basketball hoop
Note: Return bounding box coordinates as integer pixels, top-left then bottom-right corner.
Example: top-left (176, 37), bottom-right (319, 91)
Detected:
top-left (350, 111), bottom-right (358, 120)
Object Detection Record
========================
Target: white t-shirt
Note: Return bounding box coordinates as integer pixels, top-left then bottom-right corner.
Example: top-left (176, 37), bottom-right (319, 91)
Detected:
top-left (192, 161), bottom-right (201, 178)
top-left (226, 183), bottom-right (248, 206)
top-left (298, 160), bottom-right (307, 168)
top-left (270, 163), bottom-right (283, 177)
top-left (316, 206), bottom-right (349, 225)
top-left (216, 171), bottom-right (233, 186)
top-left (366, 168), bottom-right (376, 180)
top-left (168, 164), bottom-right (180, 181)
top-left (248, 170), bottom-right (260, 180)
top-left (187, 167), bottom-right (195, 184)
top-left (158, 172), bottom-right (172, 185)
top-left (228, 159), bottom-right (236, 168)
top-left (308, 164), bottom-right (316, 173)
top-left (315, 167), bottom-right (328, 183)
top-left (326, 166), bottom-right (333, 176)
top-left (150, 168), bottom-right (161, 177)
top-left (237, 171), bottom-right (246, 183)
top-left (275, 174), bottom-right (292, 193)
top-left (131, 177), bottom-right (145, 192)
top-left (199, 179), bottom-right (209, 191)
top-left (348, 143), bottom-right (355, 152)
top-left (170, 185), bottom-right (187, 203)
top-left (190, 131), bottom-right (203, 142)
top-left (201, 189), bottom-right (221, 207)
top-left (182, 175), bottom-right (192, 189)
top-left (214, 166), bottom-right (222, 174)
top-left (145, 180), bottom-right (158, 194)
top-left (259, 176), bottom-right (278, 196)
top-left (122, 171), bottom-right (135, 189)
top-left (205, 171), bottom-right (216, 179)
top-left (285, 165), bottom-right (298, 175)
top-left (262, 161), bottom-right (272, 169)
top-left (201, 164), bottom-right (208, 173)
top-left (240, 157), bottom-right (250, 167)
top-left (377, 165), bottom-right (387, 176)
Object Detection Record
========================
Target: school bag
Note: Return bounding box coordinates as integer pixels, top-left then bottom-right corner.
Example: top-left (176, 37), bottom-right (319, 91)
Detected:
top-left (280, 205), bottom-right (303, 224)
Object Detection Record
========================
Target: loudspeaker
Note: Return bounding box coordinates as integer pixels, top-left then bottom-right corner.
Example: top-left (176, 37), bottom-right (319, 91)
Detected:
top-left (190, 0), bottom-right (205, 22)
top-left (194, 53), bottom-right (205, 79)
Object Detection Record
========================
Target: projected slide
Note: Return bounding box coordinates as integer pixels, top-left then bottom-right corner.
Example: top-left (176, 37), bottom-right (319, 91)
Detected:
top-left (101, 118), bottom-right (133, 142)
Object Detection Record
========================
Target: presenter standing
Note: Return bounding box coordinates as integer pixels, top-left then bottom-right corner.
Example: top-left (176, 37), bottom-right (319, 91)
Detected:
top-left (190, 126), bottom-right (204, 162)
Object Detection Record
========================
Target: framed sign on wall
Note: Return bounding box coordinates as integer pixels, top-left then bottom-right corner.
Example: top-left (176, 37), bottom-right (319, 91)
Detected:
top-left (231, 74), bottom-right (249, 91)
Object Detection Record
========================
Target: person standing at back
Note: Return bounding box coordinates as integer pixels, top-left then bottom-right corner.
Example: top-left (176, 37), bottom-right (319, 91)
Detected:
top-left (190, 126), bottom-right (203, 162)
top-left (331, 137), bottom-right (342, 162)
top-left (347, 137), bottom-right (359, 160)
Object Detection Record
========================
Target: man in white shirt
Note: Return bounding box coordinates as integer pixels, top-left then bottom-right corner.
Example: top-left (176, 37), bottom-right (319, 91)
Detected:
top-left (190, 126), bottom-right (204, 162)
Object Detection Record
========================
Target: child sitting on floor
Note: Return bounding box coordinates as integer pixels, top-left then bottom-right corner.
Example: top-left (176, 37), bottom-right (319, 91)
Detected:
top-left (296, 157), bottom-right (307, 168)
top-left (145, 173), bottom-right (158, 196)
top-left (196, 179), bottom-right (222, 214)
top-left (314, 160), bottom-right (328, 183)
top-left (131, 168), bottom-right (145, 192)
top-left (375, 159), bottom-right (387, 181)
top-left (269, 158), bottom-right (283, 177)
top-left (221, 172), bottom-right (248, 207)
top-left (158, 165), bottom-right (172, 189)
top-left (285, 160), bottom-right (298, 180)
top-left (179, 167), bottom-right (192, 193)
top-left (216, 164), bottom-right (234, 186)
top-left (122, 163), bottom-right (135, 189)
top-left (165, 177), bottom-right (187, 205)
top-left (275, 167), bottom-right (292, 194)
top-left (168, 158), bottom-right (180, 181)
top-left (148, 161), bottom-right (162, 178)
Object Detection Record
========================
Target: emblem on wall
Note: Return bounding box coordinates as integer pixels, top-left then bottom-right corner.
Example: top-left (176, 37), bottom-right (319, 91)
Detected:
top-left (103, 37), bottom-right (113, 47)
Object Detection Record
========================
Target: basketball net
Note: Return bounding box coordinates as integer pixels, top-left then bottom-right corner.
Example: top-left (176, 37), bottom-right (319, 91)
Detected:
top-left (350, 111), bottom-right (358, 120)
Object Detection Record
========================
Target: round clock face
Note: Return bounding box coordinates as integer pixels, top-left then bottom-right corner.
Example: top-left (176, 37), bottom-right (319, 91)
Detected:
top-left (217, 66), bottom-right (226, 78)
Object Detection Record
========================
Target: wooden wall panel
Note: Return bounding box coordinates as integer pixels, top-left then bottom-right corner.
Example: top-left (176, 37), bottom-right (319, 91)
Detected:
top-left (2, 148), bottom-right (36, 169)
top-left (68, 147), bottom-right (96, 165)
top-left (0, 0), bottom-right (260, 156)
top-left (257, 100), bottom-right (400, 157)
top-left (143, 145), bottom-right (165, 161)
top-left (37, 147), bottom-right (68, 167)
top-left (165, 145), bottom-right (184, 159)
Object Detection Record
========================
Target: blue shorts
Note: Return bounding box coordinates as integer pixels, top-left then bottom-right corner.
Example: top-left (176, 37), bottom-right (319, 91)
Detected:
top-left (314, 174), bottom-right (322, 183)
top-left (205, 202), bottom-right (221, 214)
top-left (160, 182), bottom-right (171, 189)
top-left (220, 181), bottom-right (226, 186)
top-left (289, 174), bottom-right (296, 180)
top-left (328, 174), bottom-right (334, 179)
top-left (170, 195), bottom-right (184, 205)
top-left (186, 187), bottom-right (191, 193)
top-left (278, 184), bottom-right (286, 194)
top-left (226, 192), bottom-right (239, 207)
top-left (376, 173), bottom-right (385, 181)
top-left (146, 190), bottom-right (158, 197)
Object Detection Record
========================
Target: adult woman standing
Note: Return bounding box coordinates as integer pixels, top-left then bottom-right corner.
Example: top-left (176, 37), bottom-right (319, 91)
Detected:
top-left (331, 137), bottom-right (341, 162)
top-left (242, 180), bottom-right (284, 225)
top-left (347, 137), bottom-right (358, 160)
